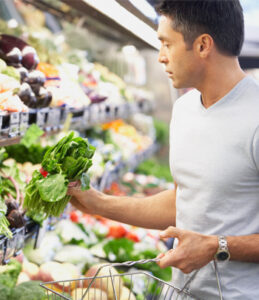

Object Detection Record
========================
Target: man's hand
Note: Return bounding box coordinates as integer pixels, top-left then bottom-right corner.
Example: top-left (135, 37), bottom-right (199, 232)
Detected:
top-left (67, 182), bottom-right (104, 215)
top-left (157, 226), bottom-right (218, 274)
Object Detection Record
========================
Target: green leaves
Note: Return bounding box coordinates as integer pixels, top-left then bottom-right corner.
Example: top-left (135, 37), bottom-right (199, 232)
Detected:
top-left (24, 132), bottom-right (95, 219)
top-left (37, 174), bottom-right (68, 203)
top-left (103, 238), bottom-right (172, 282)
top-left (20, 124), bottom-right (44, 148)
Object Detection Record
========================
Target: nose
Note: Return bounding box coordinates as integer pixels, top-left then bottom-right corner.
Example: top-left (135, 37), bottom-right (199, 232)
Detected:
top-left (158, 48), bottom-right (168, 64)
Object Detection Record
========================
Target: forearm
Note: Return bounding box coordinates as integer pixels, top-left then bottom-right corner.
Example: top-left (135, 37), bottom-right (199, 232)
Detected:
top-left (227, 234), bottom-right (259, 263)
top-left (96, 189), bottom-right (176, 230)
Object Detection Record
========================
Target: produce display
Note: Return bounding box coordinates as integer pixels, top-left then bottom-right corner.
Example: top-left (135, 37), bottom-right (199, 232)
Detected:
top-left (0, 4), bottom-right (172, 300)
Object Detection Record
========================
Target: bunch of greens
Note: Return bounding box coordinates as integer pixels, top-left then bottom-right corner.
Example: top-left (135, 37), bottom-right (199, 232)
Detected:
top-left (135, 158), bottom-right (173, 182)
top-left (5, 124), bottom-right (49, 164)
top-left (24, 132), bottom-right (95, 218)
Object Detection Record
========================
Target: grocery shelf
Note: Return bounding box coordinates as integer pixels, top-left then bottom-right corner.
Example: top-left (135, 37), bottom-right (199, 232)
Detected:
top-left (0, 218), bottom-right (40, 264)
top-left (0, 99), bottom-right (153, 146)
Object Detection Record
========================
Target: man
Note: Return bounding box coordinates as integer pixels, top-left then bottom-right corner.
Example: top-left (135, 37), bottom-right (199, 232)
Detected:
top-left (68, 1), bottom-right (259, 299)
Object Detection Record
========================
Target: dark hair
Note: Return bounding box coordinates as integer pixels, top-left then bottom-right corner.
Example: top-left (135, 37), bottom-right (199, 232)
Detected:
top-left (156, 0), bottom-right (244, 56)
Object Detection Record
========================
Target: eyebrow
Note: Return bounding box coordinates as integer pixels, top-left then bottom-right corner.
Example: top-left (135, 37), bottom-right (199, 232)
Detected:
top-left (158, 35), bottom-right (171, 42)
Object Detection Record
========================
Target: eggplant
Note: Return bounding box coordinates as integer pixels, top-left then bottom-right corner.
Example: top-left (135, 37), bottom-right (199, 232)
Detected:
top-left (18, 83), bottom-right (37, 108)
top-left (6, 209), bottom-right (25, 228)
top-left (36, 88), bottom-right (52, 108)
top-left (5, 199), bottom-right (19, 215)
top-left (17, 66), bottom-right (29, 82)
top-left (25, 70), bottom-right (46, 85)
top-left (0, 34), bottom-right (26, 64)
top-left (22, 46), bottom-right (39, 70)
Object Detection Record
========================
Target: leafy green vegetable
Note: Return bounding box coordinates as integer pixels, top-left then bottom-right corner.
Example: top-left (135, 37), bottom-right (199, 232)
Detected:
top-left (10, 281), bottom-right (47, 300)
top-left (0, 282), bottom-right (11, 300)
top-left (5, 124), bottom-right (48, 164)
top-left (24, 132), bottom-right (95, 218)
top-left (0, 259), bottom-right (22, 288)
top-left (135, 158), bottom-right (173, 182)
top-left (153, 118), bottom-right (169, 146)
top-left (103, 238), bottom-right (172, 281)
top-left (20, 124), bottom-right (44, 148)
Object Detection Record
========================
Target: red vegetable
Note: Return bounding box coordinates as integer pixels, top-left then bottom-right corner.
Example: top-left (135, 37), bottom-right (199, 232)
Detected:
top-left (70, 211), bottom-right (79, 223)
top-left (108, 225), bottom-right (127, 239)
top-left (126, 232), bottom-right (140, 243)
top-left (40, 167), bottom-right (48, 177)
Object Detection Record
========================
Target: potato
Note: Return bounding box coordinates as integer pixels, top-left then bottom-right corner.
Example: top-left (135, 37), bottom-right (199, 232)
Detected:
top-left (22, 261), bottom-right (40, 280)
top-left (120, 287), bottom-right (136, 300)
top-left (16, 272), bottom-right (30, 285)
top-left (84, 264), bottom-right (122, 300)
top-left (39, 261), bottom-right (79, 292)
top-left (72, 288), bottom-right (108, 300)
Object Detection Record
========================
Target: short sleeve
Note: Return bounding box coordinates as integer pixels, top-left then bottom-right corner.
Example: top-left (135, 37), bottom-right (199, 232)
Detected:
top-left (252, 126), bottom-right (259, 171)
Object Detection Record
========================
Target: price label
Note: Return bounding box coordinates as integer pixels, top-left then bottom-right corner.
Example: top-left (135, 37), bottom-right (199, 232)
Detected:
top-left (36, 110), bottom-right (45, 128)
top-left (10, 112), bottom-right (20, 124)
top-left (9, 123), bottom-right (19, 137)
top-left (83, 107), bottom-right (90, 125)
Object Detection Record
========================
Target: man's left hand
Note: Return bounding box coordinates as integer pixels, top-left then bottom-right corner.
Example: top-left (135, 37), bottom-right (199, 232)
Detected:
top-left (157, 226), bottom-right (218, 274)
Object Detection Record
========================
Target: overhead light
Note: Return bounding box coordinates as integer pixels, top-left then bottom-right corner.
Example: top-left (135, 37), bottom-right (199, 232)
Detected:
top-left (82, 0), bottom-right (160, 50)
top-left (122, 45), bottom-right (137, 55)
top-left (129, 0), bottom-right (157, 20)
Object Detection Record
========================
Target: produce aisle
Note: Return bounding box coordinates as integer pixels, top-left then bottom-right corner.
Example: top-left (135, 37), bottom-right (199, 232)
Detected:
top-left (0, 1), bottom-right (174, 299)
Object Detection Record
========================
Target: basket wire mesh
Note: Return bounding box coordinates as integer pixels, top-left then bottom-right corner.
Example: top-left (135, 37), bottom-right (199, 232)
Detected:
top-left (40, 259), bottom-right (223, 300)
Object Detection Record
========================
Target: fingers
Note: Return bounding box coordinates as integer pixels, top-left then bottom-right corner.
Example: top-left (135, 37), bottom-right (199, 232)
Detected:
top-left (157, 249), bottom-right (175, 269)
top-left (160, 226), bottom-right (181, 240)
top-left (67, 181), bottom-right (82, 196)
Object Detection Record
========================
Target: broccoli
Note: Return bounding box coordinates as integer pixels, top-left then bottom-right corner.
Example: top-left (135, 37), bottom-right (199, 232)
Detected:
top-left (10, 281), bottom-right (47, 300)
top-left (0, 282), bottom-right (11, 300)
top-left (0, 259), bottom-right (22, 288)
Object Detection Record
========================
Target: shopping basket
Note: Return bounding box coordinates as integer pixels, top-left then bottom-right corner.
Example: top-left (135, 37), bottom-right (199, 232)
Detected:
top-left (40, 258), bottom-right (223, 300)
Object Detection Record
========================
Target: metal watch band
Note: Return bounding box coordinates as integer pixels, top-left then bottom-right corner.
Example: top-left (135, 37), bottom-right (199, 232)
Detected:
top-left (218, 235), bottom-right (228, 251)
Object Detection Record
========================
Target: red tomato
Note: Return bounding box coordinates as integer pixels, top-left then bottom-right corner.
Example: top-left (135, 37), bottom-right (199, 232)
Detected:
top-left (70, 211), bottom-right (79, 223)
top-left (126, 232), bottom-right (140, 243)
top-left (40, 167), bottom-right (48, 178)
top-left (108, 225), bottom-right (127, 238)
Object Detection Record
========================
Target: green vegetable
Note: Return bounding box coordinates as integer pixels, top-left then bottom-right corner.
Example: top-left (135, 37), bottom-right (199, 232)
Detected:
top-left (0, 259), bottom-right (22, 288)
top-left (0, 282), bottom-right (11, 300)
top-left (135, 158), bottom-right (173, 182)
top-left (5, 124), bottom-right (48, 164)
top-left (103, 238), bottom-right (172, 281)
top-left (20, 124), bottom-right (44, 148)
top-left (0, 59), bottom-right (7, 72)
top-left (1, 66), bottom-right (20, 81)
top-left (24, 132), bottom-right (95, 218)
top-left (10, 281), bottom-right (46, 300)
top-left (153, 118), bottom-right (169, 146)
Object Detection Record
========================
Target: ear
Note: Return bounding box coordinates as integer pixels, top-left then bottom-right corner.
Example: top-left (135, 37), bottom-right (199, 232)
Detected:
top-left (194, 34), bottom-right (214, 58)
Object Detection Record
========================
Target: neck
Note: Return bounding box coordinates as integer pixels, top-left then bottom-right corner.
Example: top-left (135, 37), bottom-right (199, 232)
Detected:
top-left (196, 56), bottom-right (246, 108)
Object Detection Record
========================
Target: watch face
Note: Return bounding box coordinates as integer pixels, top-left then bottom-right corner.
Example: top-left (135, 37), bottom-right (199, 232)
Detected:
top-left (217, 251), bottom-right (230, 261)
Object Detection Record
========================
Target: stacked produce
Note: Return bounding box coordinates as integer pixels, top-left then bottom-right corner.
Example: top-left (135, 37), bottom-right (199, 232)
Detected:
top-left (0, 34), bottom-right (52, 109)
top-left (0, 149), bottom-right (26, 238)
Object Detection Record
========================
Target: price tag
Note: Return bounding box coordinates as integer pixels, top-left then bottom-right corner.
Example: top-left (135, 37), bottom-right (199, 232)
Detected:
top-left (36, 110), bottom-right (45, 128)
top-left (83, 107), bottom-right (90, 125)
top-left (10, 112), bottom-right (20, 124)
top-left (9, 123), bottom-right (19, 137)
top-left (4, 237), bottom-right (16, 263)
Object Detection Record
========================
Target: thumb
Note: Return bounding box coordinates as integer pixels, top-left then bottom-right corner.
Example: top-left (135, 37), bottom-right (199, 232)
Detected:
top-left (160, 226), bottom-right (181, 239)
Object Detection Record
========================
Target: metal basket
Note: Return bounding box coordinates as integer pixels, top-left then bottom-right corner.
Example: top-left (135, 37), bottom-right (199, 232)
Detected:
top-left (40, 259), bottom-right (223, 300)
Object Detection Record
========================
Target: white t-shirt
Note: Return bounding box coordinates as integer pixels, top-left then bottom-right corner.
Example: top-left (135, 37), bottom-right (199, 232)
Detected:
top-left (169, 76), bottom-right (259, 300)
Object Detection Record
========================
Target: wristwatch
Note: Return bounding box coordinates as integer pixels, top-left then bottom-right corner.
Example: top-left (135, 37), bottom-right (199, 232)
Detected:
top-left (214, 236), bottom-right (230, 262)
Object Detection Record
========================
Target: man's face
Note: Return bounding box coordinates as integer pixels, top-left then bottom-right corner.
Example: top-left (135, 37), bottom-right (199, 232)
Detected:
top-left (157, 16), bottom-right (202, 89)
